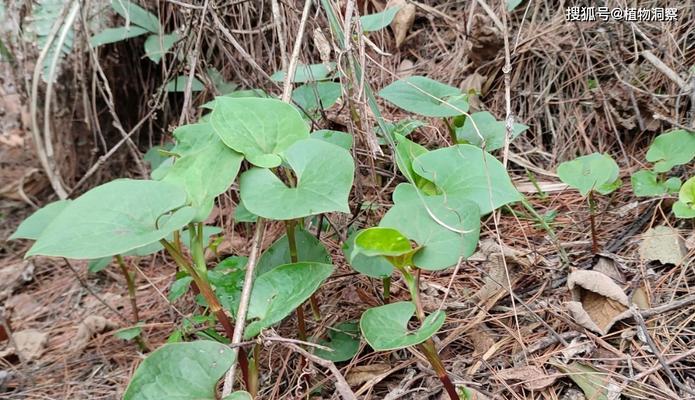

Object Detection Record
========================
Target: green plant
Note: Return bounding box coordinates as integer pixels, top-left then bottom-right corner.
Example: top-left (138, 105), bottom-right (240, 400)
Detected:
top-left (90, 1), bottom-right (178, 64)
top-left (347, 76), bottom-right (523, 397)
top-left (673, 176), bottom-right (695, 218)
top-left (11, 95), bottom-right (353, 398)
top-left (630, 130), bottom-right (694, 197)
top-left (557, 152), bottom-right (621, 253)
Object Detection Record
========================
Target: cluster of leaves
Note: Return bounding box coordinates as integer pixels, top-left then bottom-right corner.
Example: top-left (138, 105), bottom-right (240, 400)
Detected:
top-left (629, 129), bottom-right (695, 218)
top-left (342, 76), bottom-right (523, 361)
top-left (10, 51), bottom-right (527, 396)
top-left (90, 0), bottom-right (177, 64)
top-left (556, 129), bottom-right (695, 221)
top-left (11, 89), bottom-right (352, 398)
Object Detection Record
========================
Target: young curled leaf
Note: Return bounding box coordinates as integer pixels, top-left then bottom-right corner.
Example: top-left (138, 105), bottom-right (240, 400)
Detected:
top-left (354, 227), bottom-right (419, 268)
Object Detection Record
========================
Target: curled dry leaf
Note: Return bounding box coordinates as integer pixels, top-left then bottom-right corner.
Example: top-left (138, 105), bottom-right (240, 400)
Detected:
top-left (71, 315), bottom-right (117, 353)
top-left (387, 0), bottom-right (416, 48)
top-left (0, 262), bottom-right (34, 302)
top-left (346, 363), bottom-right (391, 387)
top-left (591, 256), bottom-right (624, 284)
top-left (566, 270), bottom-right (630, 335)
top-left (0, 329), bottom-right (48, 361)
top-left (638, 225), bottom-right (687, 265)
top-left (496, 365), bottom-right (557, 391)
top-left (313, 28), bottom-right (332, 65)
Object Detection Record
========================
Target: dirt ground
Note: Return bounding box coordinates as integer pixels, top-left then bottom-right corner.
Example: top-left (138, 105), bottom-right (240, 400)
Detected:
top-left (1, 1), bottom-right (694, 399)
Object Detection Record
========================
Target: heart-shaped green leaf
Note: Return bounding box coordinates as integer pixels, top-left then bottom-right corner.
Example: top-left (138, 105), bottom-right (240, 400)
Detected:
top-left (342, 231), bottom-right (393, 278)
top-left (646, 129), bottom-right (695, 173)
top-left (111, 0), bottom-right (160, 33)
top-left (379, 76), bottom-right (468, 117)
top-left (557, 153), bottom-right (621, 196)
top-left (161, 123), bottom-right (243, 221)
top-left (211, 97), bottom-right (309, 168)
top-left (144, 32), bottom-right (178, 63)
top-left (674, 176), bottom-right (695, 218)
top-left (270, 62), bottom-right (337, 83)
top-left (90, 26), bottom-right (148, 47)
top-left (256, 225), bottom-right (331, 276)
top-left (123, 341), bottom-right (235, 400)
top-left (630, 169), bottom-right (679, 197)
top-left (244, 262), bottom-right (333, 339)
top-left (292, 82), bottom-right (342, 119)
top-left (9, 200), bottom-right (71, 240)
top-left (380, 184), bottom-right (480, 270)
top-left (312, 130), bottom-right (353, 150)
top-left (314, 321), bottom-right (360, 362)
top-left (360, 302), bottom-right (445, 351)
top-left (455, 111), bottom-right (528, 151)
top-left (239, 138), bottom-right (354, 220)
top-left (360, 6), bottom-right (402, 32)
top-left (412, 145), bottom-right (522, 214)
top-left (27, 179), bottom-right (196, 259)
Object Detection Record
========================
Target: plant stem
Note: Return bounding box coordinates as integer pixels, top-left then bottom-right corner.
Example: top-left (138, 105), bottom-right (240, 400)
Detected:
top-left (382, 276), bottom-right (391, 304)
top-left (159, 239), bottom-right (250, 387)
top-left (248, 343), bottom-right (260, 398)
top-left (286, 220), bottom-right (321, 325)
top-left (588, 191), bottom-right (599, 254)
top-left (443, 118), bottom-right (457, 145)
top-left (115, 255), bottom-right (139, 322)
top-left (115, 255), bottom-right (150, 351)
top-left (404, 267), bottom-right (458, 400)
top-left (418, 340), bottom-right (460, 400)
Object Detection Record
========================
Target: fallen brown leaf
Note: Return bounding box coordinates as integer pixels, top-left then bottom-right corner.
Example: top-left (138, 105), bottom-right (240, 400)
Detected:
top-left (496, 365), bottom-right (556, 391)
top-left (566, 270), bottom-right (630, 335)
top-left (639, 226), bottom-right (687, 265)
top-left (0, 329), bottom-right (48, 361)
top-left (346, 363), bottom-right (391, 386)
top-left (71, 315), bottom-right (117, 353)
top-left (387, 0), bottom-right (415, 48)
